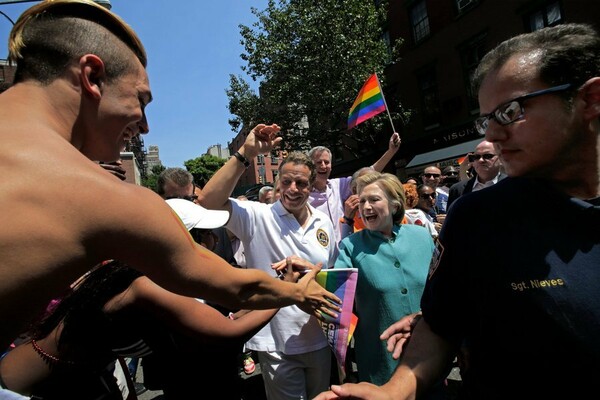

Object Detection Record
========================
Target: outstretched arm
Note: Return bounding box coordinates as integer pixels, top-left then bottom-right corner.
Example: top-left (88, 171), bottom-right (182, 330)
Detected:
top-left (126, 276), bottom-right (279, 345)
top-left (371, 132), bottom-right (401, 172)
top-left (381, 312), bottom-right (421, 360)
top-left (93, 181), bottom-right (340, 320)
top-left (313, 318), bottom-right (454, 400)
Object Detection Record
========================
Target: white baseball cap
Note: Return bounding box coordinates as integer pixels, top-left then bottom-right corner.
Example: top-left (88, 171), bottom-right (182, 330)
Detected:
top-left (166, 198), bottom-right (229, 231)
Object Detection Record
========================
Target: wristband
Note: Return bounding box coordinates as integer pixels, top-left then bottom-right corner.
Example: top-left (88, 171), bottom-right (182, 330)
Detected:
top-left (233, 151), bottom-right (250, 169)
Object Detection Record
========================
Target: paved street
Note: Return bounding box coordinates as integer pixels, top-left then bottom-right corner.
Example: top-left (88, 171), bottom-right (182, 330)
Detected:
top-left (133, 357), bottom-right (461, 399)
top-left (136, 358), bottom-right (266, 400)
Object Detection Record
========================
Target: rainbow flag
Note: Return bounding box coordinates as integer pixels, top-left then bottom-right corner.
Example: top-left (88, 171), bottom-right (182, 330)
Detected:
top-left (315, 268), bottom-right (358, 382)
top-left (347, 73), bottom-right (386, 130)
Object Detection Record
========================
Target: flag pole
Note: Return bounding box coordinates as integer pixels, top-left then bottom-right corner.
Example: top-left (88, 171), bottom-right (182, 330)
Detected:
top-left (374, 73), bottom-right (396, 133)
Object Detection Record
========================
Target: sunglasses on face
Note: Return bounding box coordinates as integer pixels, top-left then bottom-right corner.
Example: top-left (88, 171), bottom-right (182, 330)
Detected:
top-left (419, 192), bottom-right (436, 200)
top-left (423, 173), bottom-right (441, 178)
top-left (468, 153), bottom-right (496, 163)
top-left (474, 83), bottom-right (573, 135)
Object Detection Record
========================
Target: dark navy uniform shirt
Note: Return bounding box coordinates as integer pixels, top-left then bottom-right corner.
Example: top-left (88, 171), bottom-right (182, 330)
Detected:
top-left (421, 177), bottom-right (600, 399)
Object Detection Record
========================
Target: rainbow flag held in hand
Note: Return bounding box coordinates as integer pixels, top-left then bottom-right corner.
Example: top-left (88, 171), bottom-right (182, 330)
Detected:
top-left (347, 73), bottom-right (386, 129)
top-left (315, 268), bottom-right (358, 382)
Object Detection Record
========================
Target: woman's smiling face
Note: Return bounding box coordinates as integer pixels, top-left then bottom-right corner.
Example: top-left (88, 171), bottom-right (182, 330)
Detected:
top-left (359, 182), bottom-right (394, 235)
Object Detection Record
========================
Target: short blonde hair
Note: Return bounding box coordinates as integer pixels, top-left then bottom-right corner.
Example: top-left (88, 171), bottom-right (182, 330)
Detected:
top-left (356, 172), bottom-right (406, 224)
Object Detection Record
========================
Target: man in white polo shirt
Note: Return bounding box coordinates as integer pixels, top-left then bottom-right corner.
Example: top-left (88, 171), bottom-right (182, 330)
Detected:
top-left (198, 123), bottom-right (339, 400)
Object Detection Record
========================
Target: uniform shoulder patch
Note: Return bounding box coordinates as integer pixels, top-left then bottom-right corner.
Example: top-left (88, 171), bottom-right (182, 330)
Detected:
top-left (316, 229), bottom-right (329, 247)
top-left (428, 239), bottom-right (444, 279)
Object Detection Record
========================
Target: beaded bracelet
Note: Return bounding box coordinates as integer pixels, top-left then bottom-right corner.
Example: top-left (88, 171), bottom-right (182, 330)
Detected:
top-left (31, 339), bottom-right (76, 366)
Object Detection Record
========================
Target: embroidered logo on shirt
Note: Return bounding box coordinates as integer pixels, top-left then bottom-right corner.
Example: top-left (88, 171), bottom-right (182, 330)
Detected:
top-left (316, 229), bottom-right (329, 247)
top-left (428, 239), bottom-right (444, 279)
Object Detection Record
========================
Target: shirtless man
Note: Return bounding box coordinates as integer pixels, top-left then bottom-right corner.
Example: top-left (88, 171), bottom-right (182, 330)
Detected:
top-left (0, 0), bottom-right (339, 354)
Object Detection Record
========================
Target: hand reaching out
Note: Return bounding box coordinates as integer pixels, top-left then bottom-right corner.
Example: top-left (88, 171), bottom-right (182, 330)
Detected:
top-left (313, 381), bottom-right (394, 400)
top-left (380, 312), bottom-right (421, 360)
top-left (272, 256), bottom-right (342, 320)
top-left (272, 254), bottom-right (313, 277)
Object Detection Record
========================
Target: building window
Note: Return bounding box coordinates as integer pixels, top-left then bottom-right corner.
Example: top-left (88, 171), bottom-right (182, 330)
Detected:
top-left (528, 1), bottom-right (562, 31)
top-left (417, 66), bottom-right (441, 129)
top-left (455, 0), bottom-right (478, 14)
top-left (382, 30), bottom-right (393, 62)
top-left (410, 0), bottom-right (430, 44)
top-left (459, 32), bottom-right (487, 112)
top-left (270, 150), bottom-right (279, 164)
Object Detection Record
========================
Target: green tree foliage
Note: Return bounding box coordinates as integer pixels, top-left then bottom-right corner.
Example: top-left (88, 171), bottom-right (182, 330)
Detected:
top-left (141, 164), bottom-right (166, 193)
top-left (184, 154), bottom-right (227, 188)
top-left (227, 0), bottom-right (409, 154)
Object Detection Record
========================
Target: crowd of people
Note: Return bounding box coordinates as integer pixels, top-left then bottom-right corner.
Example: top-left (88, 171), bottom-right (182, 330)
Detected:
top-left (0, 1), bottom-right (598, 400)
top-left (315, 21), bottom-right (600, 400)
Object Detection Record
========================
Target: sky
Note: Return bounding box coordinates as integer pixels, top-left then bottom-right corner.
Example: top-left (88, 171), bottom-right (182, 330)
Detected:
top-left (0, 0), bottom-right (267, 168)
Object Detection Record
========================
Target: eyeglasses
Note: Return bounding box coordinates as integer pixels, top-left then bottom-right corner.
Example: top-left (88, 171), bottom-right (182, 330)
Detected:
top-left (468, 153), bottom-right (496, 163)
top-left (419, 193), bottom-right (436, 200)
top-left (445, 172), bottom-right (458, 176)
top-left (474, 83), bottom-right (573, 135)
top-left (423, 173), bottom-right (441, 178)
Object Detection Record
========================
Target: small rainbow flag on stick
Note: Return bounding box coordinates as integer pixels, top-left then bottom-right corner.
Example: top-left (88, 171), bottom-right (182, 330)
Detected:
top-left (347, 73), bottom-right (387, 130)
top-left (315, 268), bottom-right (358, 383)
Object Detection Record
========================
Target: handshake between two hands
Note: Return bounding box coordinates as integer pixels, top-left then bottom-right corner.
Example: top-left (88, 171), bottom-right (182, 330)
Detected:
top-left (271, 255), bottom-right (342, 320)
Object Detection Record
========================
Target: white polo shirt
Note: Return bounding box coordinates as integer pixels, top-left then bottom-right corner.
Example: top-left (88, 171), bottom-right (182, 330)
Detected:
top-left (227, 199), bottom-right (337, 354)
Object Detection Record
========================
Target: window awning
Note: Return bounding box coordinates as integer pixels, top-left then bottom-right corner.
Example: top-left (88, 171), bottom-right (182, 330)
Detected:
top-left (405, 138), bottom-right (483, 169)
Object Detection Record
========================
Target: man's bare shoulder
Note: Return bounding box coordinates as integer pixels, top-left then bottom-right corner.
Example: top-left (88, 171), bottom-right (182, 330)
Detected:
top-left (74, 166), bottom-right (176, 238)
top-left (0, 139), bottom-right (169, 247)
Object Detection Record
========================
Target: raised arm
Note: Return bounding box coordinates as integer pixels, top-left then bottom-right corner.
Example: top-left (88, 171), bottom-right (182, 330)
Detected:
top-left (198, 123), bottom-right (282, 211)
top-left (371, 132), bottom-right (401, 172)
